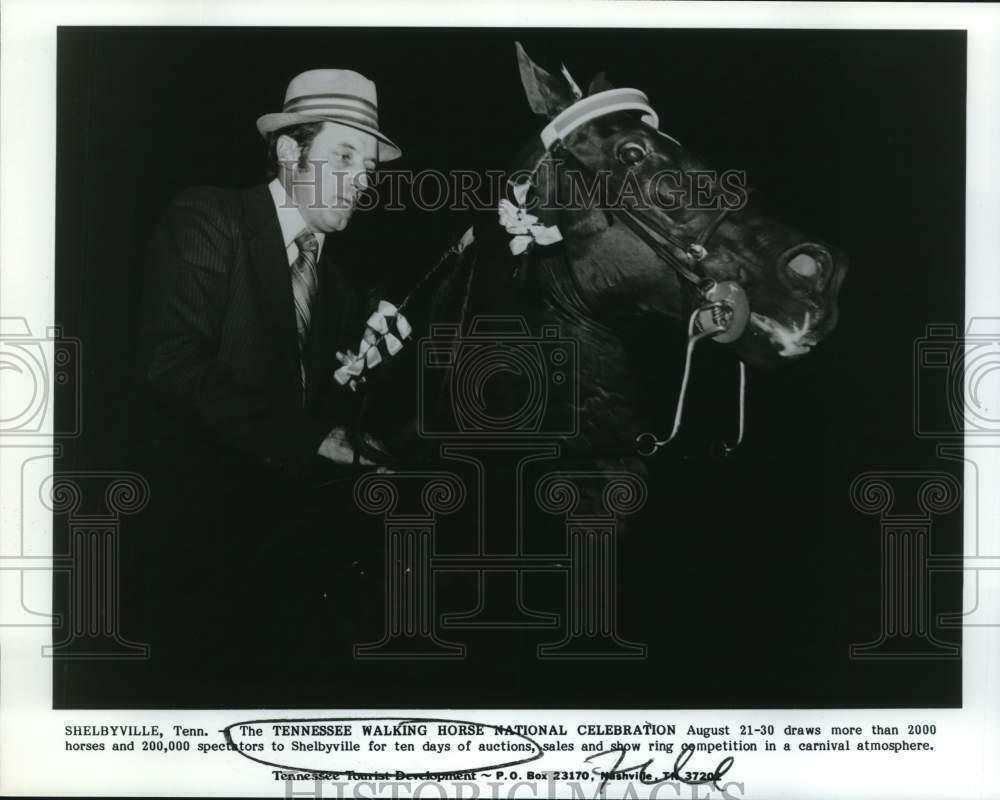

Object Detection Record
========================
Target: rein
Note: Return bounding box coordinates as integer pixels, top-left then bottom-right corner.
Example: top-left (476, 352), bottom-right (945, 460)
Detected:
top-left (550, 140), bottom-right (718, 291)
top-left (539, 134), bottom-right (750, 458)
top-left (370, 88), bottom-right (753, 463)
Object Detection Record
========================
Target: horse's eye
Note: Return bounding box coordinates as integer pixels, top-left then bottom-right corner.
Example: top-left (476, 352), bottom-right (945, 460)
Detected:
top-left (617, 142), bottom-right (648, 166)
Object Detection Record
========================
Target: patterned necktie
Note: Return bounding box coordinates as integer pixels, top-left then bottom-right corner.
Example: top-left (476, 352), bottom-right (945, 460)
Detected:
top-left (291, 230), bottom-right (320, 394)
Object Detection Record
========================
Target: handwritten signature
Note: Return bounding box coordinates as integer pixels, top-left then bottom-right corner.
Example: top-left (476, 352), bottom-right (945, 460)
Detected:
top-left (585, 745), bottom-right (735, 795)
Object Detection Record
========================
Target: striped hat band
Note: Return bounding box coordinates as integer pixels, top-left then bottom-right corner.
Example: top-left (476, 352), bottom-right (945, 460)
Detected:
top-left (282, 92), bottom-right (379, 128)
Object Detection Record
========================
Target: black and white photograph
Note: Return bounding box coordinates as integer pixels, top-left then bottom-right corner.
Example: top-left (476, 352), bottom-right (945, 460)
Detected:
top-left (49, 24), bottom-right (966, 710)
top-left (1, 3), bottom-right (998, 799)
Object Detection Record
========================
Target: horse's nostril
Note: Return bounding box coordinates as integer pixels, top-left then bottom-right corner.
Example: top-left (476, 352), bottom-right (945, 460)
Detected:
top-left (787, 253), bottom-right (819, 278)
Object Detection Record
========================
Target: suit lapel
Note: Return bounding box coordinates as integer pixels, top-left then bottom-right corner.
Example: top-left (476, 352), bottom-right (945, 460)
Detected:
top-left (243, 184), bottom-right (301, 393)
top-left (242, 184), bottom-right (368, 407)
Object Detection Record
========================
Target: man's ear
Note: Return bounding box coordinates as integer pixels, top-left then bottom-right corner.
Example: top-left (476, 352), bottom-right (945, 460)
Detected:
top-left (588, 71), bottom-right (615, 95)
top-left (515, 42), bottom-right (575, 118)
top-left (275, 133), bottom-right (300, 165)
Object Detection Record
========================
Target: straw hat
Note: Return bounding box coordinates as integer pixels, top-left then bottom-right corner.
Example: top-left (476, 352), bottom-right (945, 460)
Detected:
top-left (256, 69), bottom-right (402, 161)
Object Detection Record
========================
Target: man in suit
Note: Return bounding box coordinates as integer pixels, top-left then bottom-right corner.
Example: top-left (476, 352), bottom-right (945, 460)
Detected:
top-left (139, 70), bottom-right (404, 681)
top-left (144, 69), bottom-right (403, 472)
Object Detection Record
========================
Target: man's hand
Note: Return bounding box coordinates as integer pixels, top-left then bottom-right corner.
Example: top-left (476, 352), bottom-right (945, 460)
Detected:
top-left (317, 426), bottom-right (372, 466)
top-left (333, 300), bottom-right (412, 391)
top-left (316, 426), bottom-right (392, 467)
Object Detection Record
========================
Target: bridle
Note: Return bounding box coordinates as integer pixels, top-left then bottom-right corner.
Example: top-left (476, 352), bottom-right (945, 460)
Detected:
top-left (533, 89), bottom-right (751, 458)
top-left (390, 87), bottom-right (752, 461)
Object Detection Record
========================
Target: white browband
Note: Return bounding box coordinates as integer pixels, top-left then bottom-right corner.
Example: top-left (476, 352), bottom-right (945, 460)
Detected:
top-left (539, 88), bottom-right (662, 149)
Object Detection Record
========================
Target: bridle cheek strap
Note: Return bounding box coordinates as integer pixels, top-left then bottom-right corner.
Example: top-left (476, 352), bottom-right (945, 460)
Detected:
top-left (535, 92), bottom-right (751, 459)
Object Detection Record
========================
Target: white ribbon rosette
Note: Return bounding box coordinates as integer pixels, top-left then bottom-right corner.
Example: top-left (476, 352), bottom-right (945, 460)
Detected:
top-left (334, 300), bottom-right (412, 391)
top-left (498, 181), bottom-right (563, 255)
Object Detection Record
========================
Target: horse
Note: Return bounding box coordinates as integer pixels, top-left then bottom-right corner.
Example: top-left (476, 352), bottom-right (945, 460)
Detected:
top-left (359, 43), bottom-right (847, 493)
top-left (309, 43), bottom-right (851, 666)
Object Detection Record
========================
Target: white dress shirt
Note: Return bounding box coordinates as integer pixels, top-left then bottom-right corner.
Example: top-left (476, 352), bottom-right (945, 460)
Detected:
top-left (268, 178), bottom-right (326, 266)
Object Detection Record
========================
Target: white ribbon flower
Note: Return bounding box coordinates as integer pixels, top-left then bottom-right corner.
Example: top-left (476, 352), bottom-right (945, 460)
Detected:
top-left (334, 300), bottom-right (412, 391)
top-left (498, 199), bottom-right (537, 234)
top-left (498, 198), bottom-right (563, 256)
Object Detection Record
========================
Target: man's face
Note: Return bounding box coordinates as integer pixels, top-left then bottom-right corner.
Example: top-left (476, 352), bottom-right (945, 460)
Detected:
top-left (279, 121), bottom-right (378, 233)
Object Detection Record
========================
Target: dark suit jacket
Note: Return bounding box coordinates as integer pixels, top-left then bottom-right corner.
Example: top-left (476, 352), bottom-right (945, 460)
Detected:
top-left (137, 183), bottom-right (391, 673)
top-left (141, 183), bottom-right (370, 476)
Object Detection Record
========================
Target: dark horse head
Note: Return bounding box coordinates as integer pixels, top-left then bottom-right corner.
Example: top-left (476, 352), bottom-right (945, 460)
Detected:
top-left (370, 44), bottom-right (847, 469)
top-left (508, 44), bottom-right (846, 368)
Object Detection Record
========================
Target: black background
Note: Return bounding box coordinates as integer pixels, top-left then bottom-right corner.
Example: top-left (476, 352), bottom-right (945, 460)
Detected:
top-left (55, 27), bottom-right (965, 708)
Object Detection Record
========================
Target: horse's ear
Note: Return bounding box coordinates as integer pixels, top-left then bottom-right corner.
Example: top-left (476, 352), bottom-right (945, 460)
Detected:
top-left (515, 42), bottom-right (575, 117)
top-left (588, 71), bottom-right (615, 95)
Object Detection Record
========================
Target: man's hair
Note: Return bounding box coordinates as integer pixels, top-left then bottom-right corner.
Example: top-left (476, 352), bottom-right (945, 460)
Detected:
top-left (265, 120), bottom-right (326, 180)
